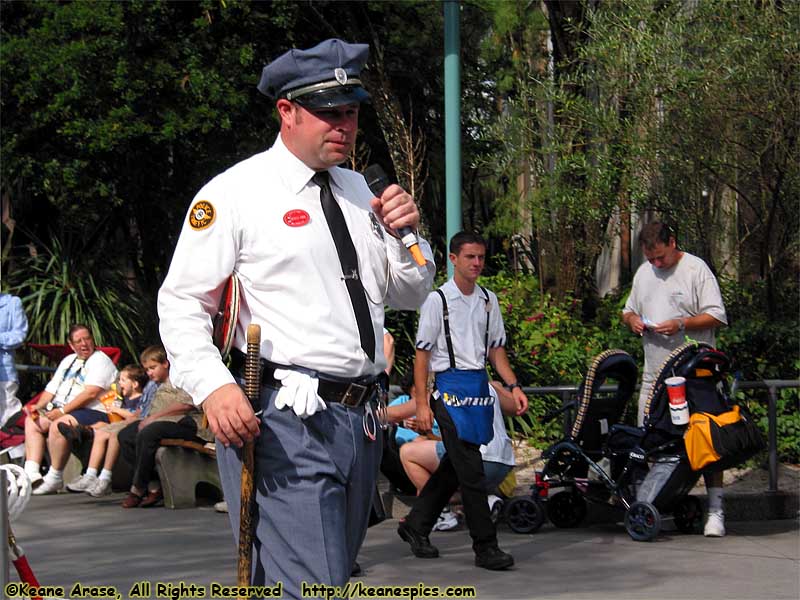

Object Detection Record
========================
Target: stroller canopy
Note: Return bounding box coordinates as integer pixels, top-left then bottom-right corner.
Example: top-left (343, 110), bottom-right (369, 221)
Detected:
top-left (571, 349), bottom-right (639, 446)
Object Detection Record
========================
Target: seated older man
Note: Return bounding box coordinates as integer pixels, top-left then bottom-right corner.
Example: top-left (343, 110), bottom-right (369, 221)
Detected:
top-left (24, 324), bottom-right (118, 494)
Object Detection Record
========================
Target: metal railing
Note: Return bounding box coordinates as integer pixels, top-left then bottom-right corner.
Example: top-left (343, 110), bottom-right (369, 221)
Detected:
top-left (15, 365), bottom-right (797, 493)
top-left (521, 380), bottom-right (799, 494)
top-left (16, 364), bottom-right (56, 374)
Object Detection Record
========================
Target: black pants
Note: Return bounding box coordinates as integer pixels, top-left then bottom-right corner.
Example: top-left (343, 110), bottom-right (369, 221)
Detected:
top-left (404, 395), bottom-right (497, 552)
top-left (117, 416), bottom-right (202, 490)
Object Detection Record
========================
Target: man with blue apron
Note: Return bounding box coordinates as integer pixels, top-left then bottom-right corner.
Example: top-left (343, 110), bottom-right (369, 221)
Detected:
top-left (398, 231), bottom-right (528, 571)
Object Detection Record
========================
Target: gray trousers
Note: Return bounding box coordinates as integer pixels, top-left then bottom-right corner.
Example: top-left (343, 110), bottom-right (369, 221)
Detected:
top-left (217, 385), bottom-right (381, 599)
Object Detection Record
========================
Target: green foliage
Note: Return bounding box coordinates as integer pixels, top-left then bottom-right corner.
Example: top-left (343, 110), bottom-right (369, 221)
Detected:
top-left (4, 234), bottom-right (142, 362)
top-left (718, 277), bottom-right (799, 463)
top-left (718, 277), bottom-right (799, 380)
top-left (739, 382), bottom-right (800, 465)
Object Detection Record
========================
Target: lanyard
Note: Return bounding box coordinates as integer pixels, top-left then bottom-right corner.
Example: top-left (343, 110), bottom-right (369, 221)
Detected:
top-left (54, 353), bottom-right (92, 404)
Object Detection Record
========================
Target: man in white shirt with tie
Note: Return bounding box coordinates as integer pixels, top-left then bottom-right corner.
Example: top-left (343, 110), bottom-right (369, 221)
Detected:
top-left (158, 39), bottom-right (434, 597)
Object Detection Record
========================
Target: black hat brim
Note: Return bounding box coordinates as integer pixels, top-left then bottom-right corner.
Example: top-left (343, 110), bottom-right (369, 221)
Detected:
top-left (293, 85), bottom-right (371, 109)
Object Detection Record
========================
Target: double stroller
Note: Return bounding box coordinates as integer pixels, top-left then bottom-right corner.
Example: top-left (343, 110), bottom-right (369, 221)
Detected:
top-left (506, 342), bottom-right (734, 541)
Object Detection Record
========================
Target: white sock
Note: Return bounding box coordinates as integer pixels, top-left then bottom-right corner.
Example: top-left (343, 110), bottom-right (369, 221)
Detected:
top-left (85, 468), bottom-right (99, 479)
top-left (99, 469), bottom-right (113, 482)
top-left (707, 487), bottom-right (724, 514)
top-left (24, 460), bottom-right (41, 476)
top-left (45, 467), bottom-right (63, 482)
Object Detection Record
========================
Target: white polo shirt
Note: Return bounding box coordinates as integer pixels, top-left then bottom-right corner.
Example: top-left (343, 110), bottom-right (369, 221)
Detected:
top-left (415, 279), bottom-right (506, 372)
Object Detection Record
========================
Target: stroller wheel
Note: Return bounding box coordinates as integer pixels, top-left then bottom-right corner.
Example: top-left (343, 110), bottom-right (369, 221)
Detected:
top-left (625, 501), bottom-right (661, 542)
top-left (547, 491), bottom-right (587, 528)
top-left (505, 496), bottom-right (545, 534)
top-left (673, 495), bottom-right (703, 534)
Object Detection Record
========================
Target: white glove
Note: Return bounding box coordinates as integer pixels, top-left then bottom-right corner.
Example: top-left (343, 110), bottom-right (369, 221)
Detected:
top-left (273, 369), bottom-right (327, 419)
top-left (1, 464), bottom-right (31, 521)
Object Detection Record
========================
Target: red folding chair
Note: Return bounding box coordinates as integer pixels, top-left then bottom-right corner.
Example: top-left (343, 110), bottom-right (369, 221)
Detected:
top-left (27, 344), bottom-right (122, 365)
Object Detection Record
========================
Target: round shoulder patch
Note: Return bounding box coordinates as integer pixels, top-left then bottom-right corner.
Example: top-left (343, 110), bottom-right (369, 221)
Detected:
top-left (189, 200), bottom-right (216, 231)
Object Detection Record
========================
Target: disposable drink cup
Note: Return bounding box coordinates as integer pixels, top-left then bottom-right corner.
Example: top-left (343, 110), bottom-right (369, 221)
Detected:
top-left (665, 376), bottom-right (689, 425)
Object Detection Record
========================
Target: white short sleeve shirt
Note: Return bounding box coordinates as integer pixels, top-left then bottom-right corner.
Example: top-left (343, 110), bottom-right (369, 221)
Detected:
top-left (623, 252), bottom-right (727, 379)
top-left (480, 386), bottom-right (515, 466)
top-left (44, 351), bottom-right (118, 412)
top-left (415, 279), bottom-right (507, 372)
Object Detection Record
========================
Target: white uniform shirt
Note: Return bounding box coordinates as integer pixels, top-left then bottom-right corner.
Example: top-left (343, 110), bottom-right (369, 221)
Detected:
top-left (415, 279), bottom-right (507, 372)
top-left (623, 252), bottom-right (727, 380)
top-left (44, 351), bottom-right (118, 412)
top-left (480, 386), bottom-right (515, 466)
top-left (158, 135), bottom-right (435, 404)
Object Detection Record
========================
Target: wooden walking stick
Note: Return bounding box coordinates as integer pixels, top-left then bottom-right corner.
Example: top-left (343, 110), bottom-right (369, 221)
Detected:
top-left (238, 323), bottom-right (260, 593)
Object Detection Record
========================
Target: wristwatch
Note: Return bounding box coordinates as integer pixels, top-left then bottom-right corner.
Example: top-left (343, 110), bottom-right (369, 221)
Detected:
top-left (678, 318), bottom-right (686, 332)
top-left (504, 382), bottom-right (522, 392)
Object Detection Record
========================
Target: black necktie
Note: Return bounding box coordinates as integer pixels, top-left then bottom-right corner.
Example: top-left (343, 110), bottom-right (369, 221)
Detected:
top-left (313, 171), bottom-right (376, 362)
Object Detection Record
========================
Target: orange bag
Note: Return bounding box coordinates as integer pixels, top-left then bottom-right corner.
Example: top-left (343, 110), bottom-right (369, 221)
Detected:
top-left (684, 406), bottom-right (765, 472)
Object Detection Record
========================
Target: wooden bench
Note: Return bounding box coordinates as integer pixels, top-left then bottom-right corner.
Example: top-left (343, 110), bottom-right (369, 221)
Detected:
top-left (155, 439), bottom-right (222, 509)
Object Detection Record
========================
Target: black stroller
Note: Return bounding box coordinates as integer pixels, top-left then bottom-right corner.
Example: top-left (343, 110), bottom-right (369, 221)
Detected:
top-left (622, 342), bottom-right (736, 541)
top-left (506, 343), bottom-right (732, 541)
top-left (504, 349), bottom-right (641, 534)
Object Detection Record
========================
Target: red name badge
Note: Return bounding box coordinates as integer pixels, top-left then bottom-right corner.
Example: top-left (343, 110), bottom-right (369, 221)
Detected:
top-left (283, 209), bottom-right (310, 227)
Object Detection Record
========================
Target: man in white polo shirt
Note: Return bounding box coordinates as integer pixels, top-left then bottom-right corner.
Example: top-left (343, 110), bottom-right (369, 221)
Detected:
top-left (24, 324), bottom-right (118, 493)
top-left (398, 231), bottom-right (528, 570)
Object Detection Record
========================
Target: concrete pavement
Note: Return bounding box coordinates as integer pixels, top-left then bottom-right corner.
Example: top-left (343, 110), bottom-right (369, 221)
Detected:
top-left (5, 491), bottom-right (798, 600)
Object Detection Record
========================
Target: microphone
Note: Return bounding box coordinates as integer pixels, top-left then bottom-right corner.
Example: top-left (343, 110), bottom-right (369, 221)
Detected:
top-left (363, 164), bottom-right (427, 267)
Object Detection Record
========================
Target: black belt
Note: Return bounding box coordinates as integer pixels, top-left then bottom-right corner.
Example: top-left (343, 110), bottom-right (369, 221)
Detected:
top-left (229, 349), bottom-right (378, 408)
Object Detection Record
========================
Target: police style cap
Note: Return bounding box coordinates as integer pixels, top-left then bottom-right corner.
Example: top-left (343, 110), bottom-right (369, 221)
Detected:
top-left (257, 39), bottom-right (370, 109)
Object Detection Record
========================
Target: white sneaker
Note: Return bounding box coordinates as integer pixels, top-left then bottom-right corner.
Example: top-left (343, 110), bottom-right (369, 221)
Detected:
top-left (704, 511), bottom-right (726, 537)
top-left (87, 478), bottom-right (112, 498)
top-left (66, 473), bottom-right (97, 493)
top-left (32, 477), bottom-right (63, 495)
top-left (26, 471), bottom-right (43, 486)
top-left (214, 500), bottom-right (229, 513)
top-left (432, 508), bottom-right (459, 531)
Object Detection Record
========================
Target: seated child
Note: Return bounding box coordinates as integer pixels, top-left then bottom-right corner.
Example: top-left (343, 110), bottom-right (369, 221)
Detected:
top-left (117, 346), bottom-right (212, 508)
top-left (64, 364), bottom-right (148, 496)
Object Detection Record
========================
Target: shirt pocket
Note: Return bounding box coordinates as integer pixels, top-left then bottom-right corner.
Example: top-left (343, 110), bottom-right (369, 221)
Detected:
top-left (668, 289), bottom-right (690, 316)
top-left (354, 214), bottom-right (388, 306)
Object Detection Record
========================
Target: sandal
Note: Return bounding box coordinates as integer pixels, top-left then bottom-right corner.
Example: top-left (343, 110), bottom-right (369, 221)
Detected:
top-left (121, 491), bottom-right (143, 509)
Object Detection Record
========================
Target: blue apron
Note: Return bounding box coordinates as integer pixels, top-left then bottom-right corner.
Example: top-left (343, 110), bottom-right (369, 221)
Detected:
top-left (435, 368), bottom-right (494, 445)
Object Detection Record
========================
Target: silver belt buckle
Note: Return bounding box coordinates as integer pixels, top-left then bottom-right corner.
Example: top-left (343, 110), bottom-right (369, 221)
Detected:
top-left (342, 383), bottom-right (369, 407)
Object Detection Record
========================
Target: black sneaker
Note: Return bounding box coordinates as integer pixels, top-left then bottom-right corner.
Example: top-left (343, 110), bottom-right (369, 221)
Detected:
top-left (350, 561), bottom-right (362, 577)
top-left (57, 422), bottom-right (79, 444)
top-left (397, 521), bottom-right (440, 559)
top-left (57, 422), bottom-right (93, 446)
top-left (474, 546), bottom-right (514, 570)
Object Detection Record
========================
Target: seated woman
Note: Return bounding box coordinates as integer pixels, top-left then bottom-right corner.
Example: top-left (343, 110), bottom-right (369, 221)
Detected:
top-left (378, 371), bottom-right (441, 495)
